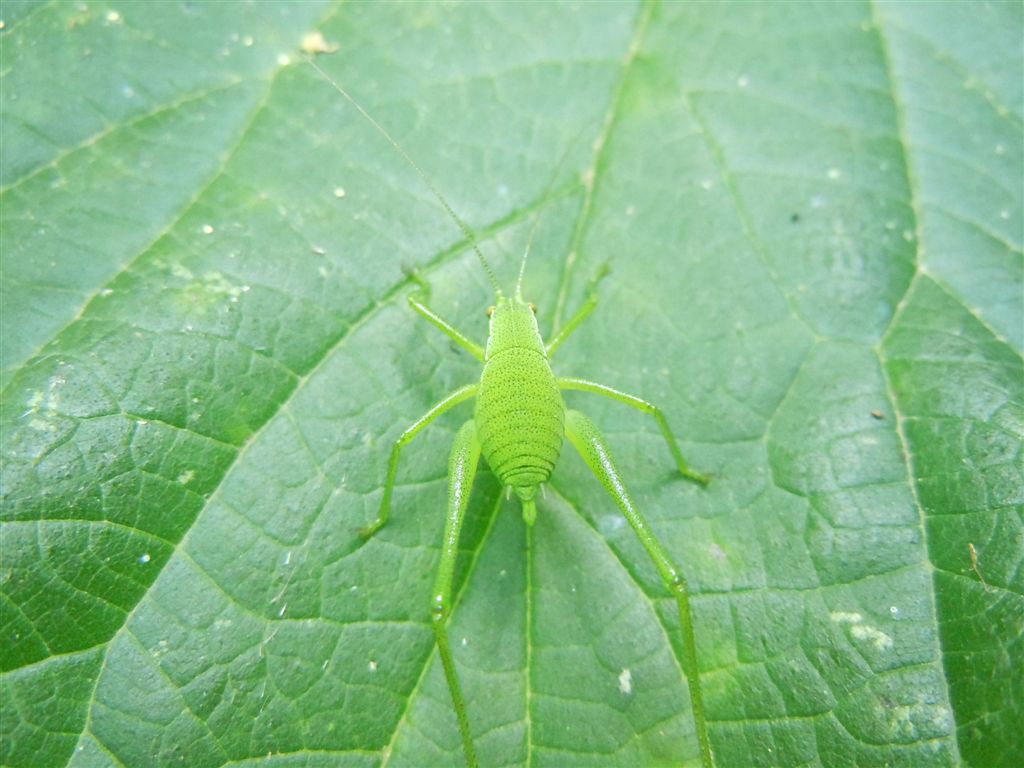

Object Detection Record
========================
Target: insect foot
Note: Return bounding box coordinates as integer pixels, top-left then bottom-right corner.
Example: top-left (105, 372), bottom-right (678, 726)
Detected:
top-left (404, 266), bottom-right (432, 301)
top-left (588, 261), bottom-right (612, 293)
top-left (682, 466), bottom-right (712, 487)
top-left (357, 519), bottom-right (384, 539)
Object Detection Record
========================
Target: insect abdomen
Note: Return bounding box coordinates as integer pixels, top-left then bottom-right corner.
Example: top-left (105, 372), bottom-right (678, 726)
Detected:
top-left (475, 348), bottom-right (564, 490)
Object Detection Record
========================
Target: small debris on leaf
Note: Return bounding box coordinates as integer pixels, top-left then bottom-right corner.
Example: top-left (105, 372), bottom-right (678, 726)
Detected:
top-left (301, 31), bottom-right (339, 55)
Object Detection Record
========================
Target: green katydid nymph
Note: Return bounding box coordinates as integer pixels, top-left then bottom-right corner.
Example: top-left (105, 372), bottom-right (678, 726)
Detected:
top-left (308, 57), bottom-right (716, 768)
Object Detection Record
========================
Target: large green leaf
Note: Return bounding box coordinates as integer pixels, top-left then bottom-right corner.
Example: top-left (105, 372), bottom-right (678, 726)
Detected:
top-left (2, 2), bottom-right (1021, 766)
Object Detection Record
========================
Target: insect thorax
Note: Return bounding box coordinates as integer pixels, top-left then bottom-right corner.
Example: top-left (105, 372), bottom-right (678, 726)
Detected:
top-left (474, 297), bottom-right (565, 493)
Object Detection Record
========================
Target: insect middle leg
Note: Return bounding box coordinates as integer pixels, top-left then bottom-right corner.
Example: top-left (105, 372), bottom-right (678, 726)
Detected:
top-left (367, 383), bottom-right (477, 537)
top-left (432, 419), bottom-right (482, 768)
top-left (559, 377), bottom-right (709, 485)
top-left (564, 409), bottom-right (715, 768)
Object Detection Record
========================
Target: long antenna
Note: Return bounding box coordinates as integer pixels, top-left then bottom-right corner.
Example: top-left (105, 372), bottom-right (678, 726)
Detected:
top-left (306, 56), bottom-right (502, 295)
top-left (515, 126), bottom-right (589, 299)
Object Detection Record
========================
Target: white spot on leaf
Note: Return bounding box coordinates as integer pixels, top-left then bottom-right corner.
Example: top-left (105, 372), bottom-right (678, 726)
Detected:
top-left (618, 668), bottom-right (632, 694)
top-left (301, 31), bottom-right (339, 55)
top-left (851, 623), bottom-right (894, 651)
top-left (831, 610), bottom-right (893, 651)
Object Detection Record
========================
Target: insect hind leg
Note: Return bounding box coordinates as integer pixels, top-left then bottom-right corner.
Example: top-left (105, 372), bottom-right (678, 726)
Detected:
top-left (432, 419), bottom-right (481, 768)
top-left (563, 409), bottom-right (715, 768)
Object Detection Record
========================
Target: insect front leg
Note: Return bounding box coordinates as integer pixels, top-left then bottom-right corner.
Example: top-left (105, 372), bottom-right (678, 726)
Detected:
top-left (546, 262), bottom-right (610, 357)
top-left (559, 377), bottom-right (710, 485)
top-left (407, 270), bottom-right (485, 361)
top-left (368, 383), bottom-right (477, 537)
top-left (564, 409), bottom-right (715, 768)
top-left (432, 419), bottom-right (481, 768)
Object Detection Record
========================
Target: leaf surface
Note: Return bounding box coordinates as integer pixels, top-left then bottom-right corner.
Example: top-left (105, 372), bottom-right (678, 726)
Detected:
top-left (2, 2), bottom-right (1021, 767)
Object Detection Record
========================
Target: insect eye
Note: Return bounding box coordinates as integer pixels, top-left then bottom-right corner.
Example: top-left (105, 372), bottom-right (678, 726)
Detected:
top-left (529, 303), bottom-right (537, 314)
top-left (486, 306), bottom-right (494, 317)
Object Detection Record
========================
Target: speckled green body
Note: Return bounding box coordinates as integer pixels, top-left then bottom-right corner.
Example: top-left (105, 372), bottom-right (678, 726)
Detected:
top-left (310, 56), bottom-right (714, 768)
top-left (475, 297), bottom-right (564, 501)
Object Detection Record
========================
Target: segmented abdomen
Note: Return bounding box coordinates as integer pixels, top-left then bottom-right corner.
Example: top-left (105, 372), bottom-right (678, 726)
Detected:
top-left (474, 347), bottom-right (564, 489)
